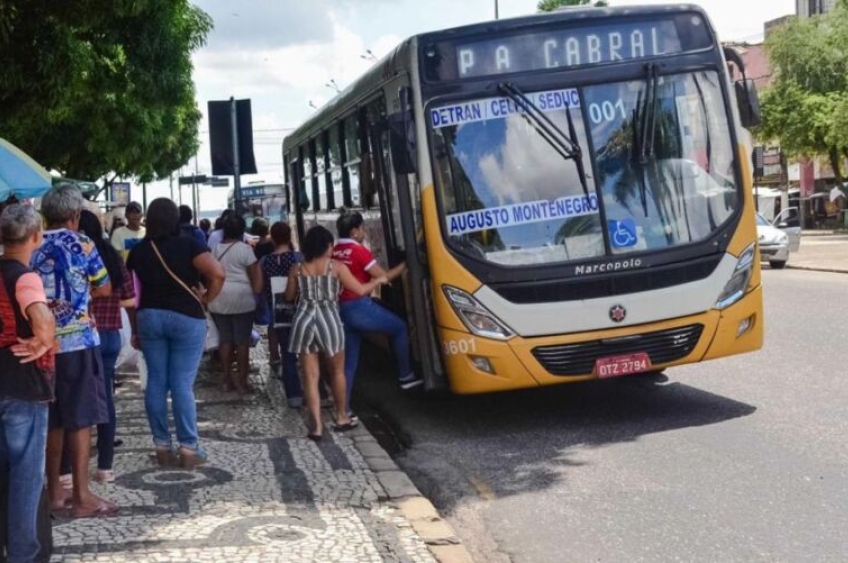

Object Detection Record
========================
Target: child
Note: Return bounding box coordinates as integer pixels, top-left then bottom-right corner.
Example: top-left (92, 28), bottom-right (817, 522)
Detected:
top-left (285, 226), bottom-right (387, 440)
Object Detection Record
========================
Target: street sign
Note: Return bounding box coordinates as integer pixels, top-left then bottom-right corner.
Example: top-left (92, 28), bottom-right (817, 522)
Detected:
top-left (206, 176), bottom-right (229, 187)
top-left (178, 174), bottom-right (207, 185)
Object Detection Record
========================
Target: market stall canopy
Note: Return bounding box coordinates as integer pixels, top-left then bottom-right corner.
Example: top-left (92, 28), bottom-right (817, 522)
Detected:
top-left (0, 137), bottom-right (52, 201)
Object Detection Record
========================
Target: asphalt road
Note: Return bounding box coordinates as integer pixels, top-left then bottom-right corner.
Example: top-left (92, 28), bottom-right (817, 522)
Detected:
top-left (353, 269), bottom-right (848, 563)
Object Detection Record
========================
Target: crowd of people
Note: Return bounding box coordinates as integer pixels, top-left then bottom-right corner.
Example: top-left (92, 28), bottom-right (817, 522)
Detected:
top-left (0, 183), bottom-right (422, 560)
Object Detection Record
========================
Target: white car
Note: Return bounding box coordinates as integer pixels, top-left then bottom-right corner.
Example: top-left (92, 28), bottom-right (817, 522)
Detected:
top-left (756, 208), bottom-right (801, 269)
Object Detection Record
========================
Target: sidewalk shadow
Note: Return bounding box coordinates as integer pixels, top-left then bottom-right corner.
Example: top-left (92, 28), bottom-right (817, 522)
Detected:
top-left (353, 345), bottom-right (756, 513)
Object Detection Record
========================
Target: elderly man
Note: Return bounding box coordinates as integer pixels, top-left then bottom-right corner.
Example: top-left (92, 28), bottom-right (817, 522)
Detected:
top-left (0, 204), bottom-right (56, 560)
top-left (29, 184), bottom-right (116, 518)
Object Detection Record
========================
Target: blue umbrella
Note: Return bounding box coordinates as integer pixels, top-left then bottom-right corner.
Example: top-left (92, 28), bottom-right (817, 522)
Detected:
top-left (0, 137), bottom-right (53, 201)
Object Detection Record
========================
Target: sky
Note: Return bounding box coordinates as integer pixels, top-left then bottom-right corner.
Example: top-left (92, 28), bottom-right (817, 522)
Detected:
top-left (139, 0), bottom-right (796, 215)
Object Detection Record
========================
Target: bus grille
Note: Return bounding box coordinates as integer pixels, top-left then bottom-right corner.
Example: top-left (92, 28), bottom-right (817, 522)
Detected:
top-left (531, 324), bottom-right (705, 376)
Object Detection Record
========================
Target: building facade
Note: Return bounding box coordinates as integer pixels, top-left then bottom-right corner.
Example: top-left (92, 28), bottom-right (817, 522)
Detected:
top-left (796, 0), bottom-right (837, 17)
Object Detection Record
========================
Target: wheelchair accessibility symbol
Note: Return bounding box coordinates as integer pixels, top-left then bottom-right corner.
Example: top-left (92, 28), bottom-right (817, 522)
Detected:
top-left (608, 219), bottom-right (638, 249)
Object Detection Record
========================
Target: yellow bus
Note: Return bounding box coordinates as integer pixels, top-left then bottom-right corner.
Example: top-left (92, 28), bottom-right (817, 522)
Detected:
top-left (282, 5), bottom-right (764, 394)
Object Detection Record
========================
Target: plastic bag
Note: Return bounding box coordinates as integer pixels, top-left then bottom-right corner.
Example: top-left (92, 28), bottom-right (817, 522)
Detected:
top-left (116, 308), bottom-right (139, 370)
top-left (205, 313), bottom-right (219, 352)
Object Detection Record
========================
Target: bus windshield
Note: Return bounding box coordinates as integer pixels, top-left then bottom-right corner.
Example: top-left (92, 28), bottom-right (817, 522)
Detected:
top-left (431, 70), bottom-right (739, 267)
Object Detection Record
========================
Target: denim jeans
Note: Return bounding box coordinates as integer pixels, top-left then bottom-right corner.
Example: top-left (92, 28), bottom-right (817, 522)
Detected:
top-left (96, 329), bottom-right (121, 470)
top-left (339, 297), bottom-right (412, 404)
top-left (0, 398), bottom-right (48, 563)
top-left (273, 326), bottom-right (302, 400)
top-left (137, 309), bottom-right (206, 450)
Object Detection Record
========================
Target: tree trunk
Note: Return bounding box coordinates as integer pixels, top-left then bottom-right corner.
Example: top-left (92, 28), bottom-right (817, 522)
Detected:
top-left (829, 146), bottom-right (843, 190)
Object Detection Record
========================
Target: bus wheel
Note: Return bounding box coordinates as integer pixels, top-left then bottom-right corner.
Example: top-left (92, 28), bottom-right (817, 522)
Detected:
top-left (769, 260), bottom-right (787, 269)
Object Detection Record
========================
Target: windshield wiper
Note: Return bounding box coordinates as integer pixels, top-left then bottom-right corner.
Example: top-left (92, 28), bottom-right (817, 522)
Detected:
top-left (498, 82), bottom-right (591, 198)
top-left (632, 63), bottom-right (661, 216)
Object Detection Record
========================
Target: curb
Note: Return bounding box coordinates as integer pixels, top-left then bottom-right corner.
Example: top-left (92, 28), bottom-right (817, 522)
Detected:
top-left (263, 374), bottom-right (474, 563)
top-left (350, 432), bottom-right (475, 563)
top-left (786, 264), bottom-right (848, 274)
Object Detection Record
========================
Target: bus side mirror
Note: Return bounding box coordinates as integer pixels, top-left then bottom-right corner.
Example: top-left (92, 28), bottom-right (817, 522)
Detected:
top-left (735, 79), bottom-right (761, 128)
top-left (389, 86), bottom-right (417, 175)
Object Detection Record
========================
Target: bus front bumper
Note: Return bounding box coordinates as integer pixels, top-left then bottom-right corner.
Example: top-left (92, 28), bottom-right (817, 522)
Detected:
top-left (442, 285), bottom-right (763, 395)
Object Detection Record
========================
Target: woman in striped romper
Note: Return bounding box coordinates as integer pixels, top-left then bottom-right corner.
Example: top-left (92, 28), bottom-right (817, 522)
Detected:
top-left (286, 226), bottom-right (387, 440)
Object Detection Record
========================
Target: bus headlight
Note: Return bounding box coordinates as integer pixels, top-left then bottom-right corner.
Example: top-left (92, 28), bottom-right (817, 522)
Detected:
top-left (715, 244), bottom-right (756, 310)
top-left (443, 286), bottom-right (515, 340)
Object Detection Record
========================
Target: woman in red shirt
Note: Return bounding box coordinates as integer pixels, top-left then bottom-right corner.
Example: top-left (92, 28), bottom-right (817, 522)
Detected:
top-left (333, 212), bottom-right (423, 411)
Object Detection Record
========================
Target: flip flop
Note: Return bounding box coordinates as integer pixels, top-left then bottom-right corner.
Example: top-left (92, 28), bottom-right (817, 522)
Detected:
top-left (332, 421), bottom-right (359, 432)
top-left (71, 501), bottom-right (119, 519)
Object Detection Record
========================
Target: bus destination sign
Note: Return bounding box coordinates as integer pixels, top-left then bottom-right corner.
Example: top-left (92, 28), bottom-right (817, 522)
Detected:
top-left (432, 17), bottom-right (708, 81)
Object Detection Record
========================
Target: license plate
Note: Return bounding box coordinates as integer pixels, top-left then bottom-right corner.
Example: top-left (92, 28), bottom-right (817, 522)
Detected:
top-left (594, 353), bottom-right (652, 379)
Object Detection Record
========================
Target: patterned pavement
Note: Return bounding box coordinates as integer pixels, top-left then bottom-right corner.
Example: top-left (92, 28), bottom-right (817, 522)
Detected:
top-left (50, 347), bottom-right (438, 563)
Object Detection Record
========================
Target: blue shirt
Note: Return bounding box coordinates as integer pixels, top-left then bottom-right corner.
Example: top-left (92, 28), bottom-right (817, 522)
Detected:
top-left (31, 229), bottom-right (109, 353)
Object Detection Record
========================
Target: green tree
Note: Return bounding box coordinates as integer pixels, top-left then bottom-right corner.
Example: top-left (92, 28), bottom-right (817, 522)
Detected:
top-left (0, 0), bottom-right (212, 184)
top-left (538, 0), bottom-right (608, 11)
top-left (758, 2), bottom-right (848, 187)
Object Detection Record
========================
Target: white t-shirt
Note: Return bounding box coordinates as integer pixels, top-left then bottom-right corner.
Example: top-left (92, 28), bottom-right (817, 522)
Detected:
top-left (111, 226), bottom-right (146, 260)
top-left (208, 241), bottom-right (257, 315)
top-left (207, 229), bottom-right (251, 250)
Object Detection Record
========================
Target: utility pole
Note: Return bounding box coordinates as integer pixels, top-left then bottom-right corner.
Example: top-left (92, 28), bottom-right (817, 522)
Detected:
top-left (495, 0), bottom-right (499, 19)
top-left (230, 97), bottom-right (242, 213)
top-left (193, 153), bottom-right (200, 219)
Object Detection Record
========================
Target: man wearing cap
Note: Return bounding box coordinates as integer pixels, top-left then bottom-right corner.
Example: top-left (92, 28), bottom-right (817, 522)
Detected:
top-left (110, 202), bottom-right (145, 260)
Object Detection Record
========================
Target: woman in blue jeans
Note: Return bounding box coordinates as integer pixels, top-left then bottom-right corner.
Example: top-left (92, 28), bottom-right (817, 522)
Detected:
top-left (78, 210), bottom-right (136, 482)
top-left (127, 199), bottom-right (225, 469)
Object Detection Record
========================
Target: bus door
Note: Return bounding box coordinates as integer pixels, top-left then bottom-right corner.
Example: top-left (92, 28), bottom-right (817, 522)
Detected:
top-left (377, 82), bottom-right (446, 389)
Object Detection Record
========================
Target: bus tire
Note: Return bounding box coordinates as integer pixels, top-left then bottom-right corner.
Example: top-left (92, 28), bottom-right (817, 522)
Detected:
top-left (769, 260), bottom-right (787, 269)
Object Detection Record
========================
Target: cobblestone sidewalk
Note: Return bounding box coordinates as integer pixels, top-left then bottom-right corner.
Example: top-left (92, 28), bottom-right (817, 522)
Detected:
top-left (49, 348), bottom-right (456, 562)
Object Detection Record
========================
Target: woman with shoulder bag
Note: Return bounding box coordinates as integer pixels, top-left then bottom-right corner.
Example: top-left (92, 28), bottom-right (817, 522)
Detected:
top-left (209, 213), bottom-right (262, 395)
top-left (126, 198), bottom-right (225, 469)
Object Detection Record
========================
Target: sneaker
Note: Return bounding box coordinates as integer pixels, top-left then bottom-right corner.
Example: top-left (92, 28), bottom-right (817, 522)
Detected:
top-left (399, 375), bottom-right (424, 390)
top-left (95, 469), bottom-right (116, 483)
top-left (287, 396), bottom-right (304, 409)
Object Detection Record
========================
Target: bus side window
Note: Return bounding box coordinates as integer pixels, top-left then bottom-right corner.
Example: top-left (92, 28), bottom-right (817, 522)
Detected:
top-left (300, 145), bottom-right (312, 211)
top-left (315, 136), bottom-right (328, 211)
top-left (362, 101), bottom-right (386, 209)
top-left (343, 114), bottom-right (361, 208)
top-left (328, 125), bottom-right (342, 210)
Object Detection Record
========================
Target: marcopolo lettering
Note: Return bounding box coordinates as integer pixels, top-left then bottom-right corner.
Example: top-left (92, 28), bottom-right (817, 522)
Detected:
top-left (574, 258), bottom-right (643, 275)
